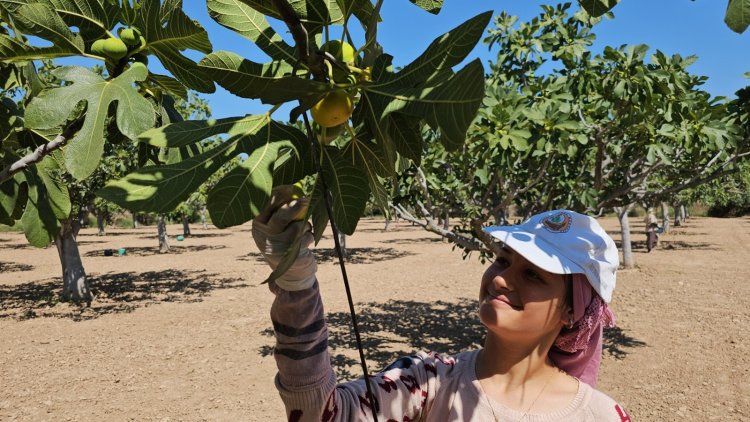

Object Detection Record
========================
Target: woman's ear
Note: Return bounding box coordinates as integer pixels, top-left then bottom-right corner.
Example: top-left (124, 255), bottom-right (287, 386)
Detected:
top-left (560, 304), bottom-right (575, 328)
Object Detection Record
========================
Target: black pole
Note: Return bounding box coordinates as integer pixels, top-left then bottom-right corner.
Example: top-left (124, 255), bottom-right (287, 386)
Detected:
top-left (301, 112), bottom-right (379, 421)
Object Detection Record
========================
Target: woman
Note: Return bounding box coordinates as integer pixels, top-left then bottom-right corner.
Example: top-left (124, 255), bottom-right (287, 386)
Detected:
top-left (252, 188), bottom-right (631, 421)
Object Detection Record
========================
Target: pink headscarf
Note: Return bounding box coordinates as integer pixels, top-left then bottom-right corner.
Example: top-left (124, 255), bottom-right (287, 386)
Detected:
top-left (549, 274), bottom-right (616, 387)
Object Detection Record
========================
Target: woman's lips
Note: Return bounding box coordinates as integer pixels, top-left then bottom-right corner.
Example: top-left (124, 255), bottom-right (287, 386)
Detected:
top-left (487, 290), bottom-right (522, 309)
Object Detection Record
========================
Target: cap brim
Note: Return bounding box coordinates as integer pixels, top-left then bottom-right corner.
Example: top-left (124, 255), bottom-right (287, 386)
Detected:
top-left (483, 226), bottom-right (586, 276)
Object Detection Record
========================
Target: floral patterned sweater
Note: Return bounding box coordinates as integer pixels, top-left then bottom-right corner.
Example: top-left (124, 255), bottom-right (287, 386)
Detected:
top-left (270, 282), bottom-right (632, 422)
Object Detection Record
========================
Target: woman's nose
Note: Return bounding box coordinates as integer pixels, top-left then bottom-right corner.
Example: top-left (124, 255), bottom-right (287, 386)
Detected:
top-left (487, 265), bottom-right (514, 290)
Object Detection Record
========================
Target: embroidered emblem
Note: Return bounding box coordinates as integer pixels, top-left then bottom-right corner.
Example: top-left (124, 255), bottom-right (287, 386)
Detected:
top-left (542, 212), bottom-right (572, 233)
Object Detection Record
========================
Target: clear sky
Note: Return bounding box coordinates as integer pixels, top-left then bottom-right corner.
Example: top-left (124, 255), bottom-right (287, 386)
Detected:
top-left (169, 1), bottom-right (750, 119)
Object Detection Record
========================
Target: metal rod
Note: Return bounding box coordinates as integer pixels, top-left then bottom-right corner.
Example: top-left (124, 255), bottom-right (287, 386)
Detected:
top-left (301, 112), bottom-right (380, 421)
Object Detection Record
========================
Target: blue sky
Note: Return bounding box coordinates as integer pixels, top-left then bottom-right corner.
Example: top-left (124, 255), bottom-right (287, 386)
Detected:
top-left (138, 1), bottom-right (750, 119)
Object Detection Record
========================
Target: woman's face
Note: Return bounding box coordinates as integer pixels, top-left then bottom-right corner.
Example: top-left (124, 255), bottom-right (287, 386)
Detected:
top-left (479, 246), bottom-right (571, 343)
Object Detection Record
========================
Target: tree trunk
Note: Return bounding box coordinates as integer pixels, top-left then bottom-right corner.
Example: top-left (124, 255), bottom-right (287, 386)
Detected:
top-left (200, 206), bottom-right (208, 229)
top-left (674, 203), bottom-right (682, 227)
top-left (181, 214), bottom-right (191, 237)
top-left (443, 210), bottom-right (450, 231)
top-left (680, 205), bottom-right (687, 223)
top-left (55, 219), bottom-right (92, 304)
top-left (96, 209), bottom-right (105, 236)
top-left (77, 203), bottom-right (90, 229)
top-left (615, 205), bottom-right (635, 269)
top-left (158, 215), bottom-right (170, 253)
top-left (493, 209), bottom-right (508, 226)
top-left (384, 216), bottom-right (392, 231)
top-left (660, 202), bottom-right (670, 234)
top-left (132, 211), bottom-right (140, 229)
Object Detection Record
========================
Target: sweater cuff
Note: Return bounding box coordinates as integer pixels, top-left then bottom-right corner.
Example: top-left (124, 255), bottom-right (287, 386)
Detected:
top-left (275, 370), bottom-right (338, 411)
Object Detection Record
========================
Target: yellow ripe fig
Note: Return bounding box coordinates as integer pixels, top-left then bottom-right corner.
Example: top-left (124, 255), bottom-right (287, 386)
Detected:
top-left (102, 37), bottom-right (128, 60)
top-left (322, 40), bottom-right (357, 82)
top-left (291, 181), bottom-right (305, 200)
top-left (310, 91), bottom-right (354, 128)
top-left (322, 40), bottom-right (356, 65)
top-left (290, 181), bottom-right (308, 221)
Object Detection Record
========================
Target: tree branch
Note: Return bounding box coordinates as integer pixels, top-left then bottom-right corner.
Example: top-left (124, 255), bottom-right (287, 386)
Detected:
top-left (270, 0), bottom-right (327, 82)
top-left (390, 203), bottom-right (490, 253)
top-left (414, 166), bottom-right (434, 215)
top-left (0, 117), bottom-right (84, 183)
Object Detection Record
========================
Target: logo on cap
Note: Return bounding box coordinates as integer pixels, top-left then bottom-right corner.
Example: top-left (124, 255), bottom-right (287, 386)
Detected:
top-left (542, 212), bottom-right (572, 233)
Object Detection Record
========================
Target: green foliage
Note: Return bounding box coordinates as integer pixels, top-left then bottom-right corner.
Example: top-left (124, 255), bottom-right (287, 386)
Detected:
top-left (578, 0), bottom-right (620, 17)
top-left (392, 3), bottom-right (748, 261)
top-left (98, 1), bottom-right (492, 237)
top-left (725, 0), bottom-right (750, 33)
top-left (0, 1), bottom-right (214, 247)
top-left (25, 63), bottom-right (154, 179)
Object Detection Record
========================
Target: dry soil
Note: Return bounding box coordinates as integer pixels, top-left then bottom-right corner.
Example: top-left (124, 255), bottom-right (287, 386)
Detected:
top-left (0, 216), bottom-right (748, 421)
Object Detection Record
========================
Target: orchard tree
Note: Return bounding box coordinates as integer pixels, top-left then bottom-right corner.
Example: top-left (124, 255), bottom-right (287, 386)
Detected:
top-left (95, 0), bottom-right (493, 279)
top-left (0, 0), bottom-right (216, 302)
top-left (391, 3), bottom-right (748, 269)
top-left (391, 4), bottom-right (605, 261)
top-left (573, 45), bottom-right (742, 267)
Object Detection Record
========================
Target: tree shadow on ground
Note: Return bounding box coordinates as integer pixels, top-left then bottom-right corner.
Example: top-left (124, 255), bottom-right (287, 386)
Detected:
top-left (176, 233), bottom-right (231, 239)
top-left (0, 261), bottom-right (34, 272)
top-left (238, 248), bottom-right (413, 265)
top-left (78, 230), bottom-right (144, 237)
top-left (314, 247), bottom-right (413, 264)
top-left (666, 231), bottom-right (708, 236)
top-left (135, 232), bottom-right (231, 240)
top-left (602, 326), bottom-right (646, 359)
top-left (83, 244), bottom-right (227, 258)
top-left (0, 269), bottom-right (248, 321)
top-left (614, 239), bottom-right (717, 251)
top-left (76, 239), bottom-right (108, 245)
top-left (259, 299), bottom-right (646, 381)
top-left (385, 237), bottom-right (445, 245)
top-left (659, 240), bottom-right (717, 250)
top-left (0, 242), bottom-right (30, 250)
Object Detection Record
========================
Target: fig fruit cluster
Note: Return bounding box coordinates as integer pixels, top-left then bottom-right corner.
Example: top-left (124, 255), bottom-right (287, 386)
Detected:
top-left (90, 27), bottom-right (147, 64)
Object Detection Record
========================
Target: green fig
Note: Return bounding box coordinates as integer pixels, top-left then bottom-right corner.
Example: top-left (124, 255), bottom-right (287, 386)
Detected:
top-left (102, 37), bottom-right (128, 60)
top-left (91, 39), bottom-right (107, 56)
top-left (120, 28), bottom-right (140, 46)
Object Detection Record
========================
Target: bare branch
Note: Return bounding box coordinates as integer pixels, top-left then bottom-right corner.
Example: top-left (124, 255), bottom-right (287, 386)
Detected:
top-left (0, 118), bottom-right (83, 183)
top-left (414, 166), bottom-right (434, 213)
top-left (390, 203), bottom-right (489, 253)
top-left (517, 153), bottom-right (554, 195)
top-left (577, 108), bottom-right (596, 129)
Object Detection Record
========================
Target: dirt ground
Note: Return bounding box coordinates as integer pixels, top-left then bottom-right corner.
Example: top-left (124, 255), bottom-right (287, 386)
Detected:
top-left (0, 215), bottom-right (748, 421)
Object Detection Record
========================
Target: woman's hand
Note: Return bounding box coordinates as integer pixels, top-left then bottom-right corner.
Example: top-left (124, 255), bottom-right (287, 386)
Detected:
top-left (252, 185), bottom-right (317, 292)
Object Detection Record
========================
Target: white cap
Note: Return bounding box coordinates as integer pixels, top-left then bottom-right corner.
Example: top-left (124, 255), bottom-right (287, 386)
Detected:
top-left (482, 210), bottom-right (619, 303)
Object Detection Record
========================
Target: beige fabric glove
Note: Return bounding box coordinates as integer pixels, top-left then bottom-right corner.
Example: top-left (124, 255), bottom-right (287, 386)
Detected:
top-left (252, 186), bottom-right (317, 291)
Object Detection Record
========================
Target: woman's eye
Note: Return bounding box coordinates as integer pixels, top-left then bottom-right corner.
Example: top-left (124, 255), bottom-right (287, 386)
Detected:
top-left (525, 270), bottom-right (544, 283)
